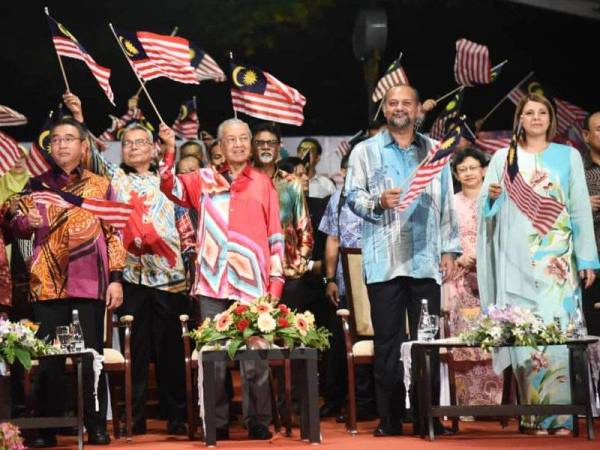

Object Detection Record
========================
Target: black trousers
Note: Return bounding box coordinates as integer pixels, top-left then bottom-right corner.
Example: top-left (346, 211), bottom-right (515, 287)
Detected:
top-left (583, 277), bottom-right (600, 337)
top-left (33, 299), bottom-right (107, 433)
top-left (366, 276), bottom-right (441, 425)
top-left (117, 283), bottom-right (189, 427)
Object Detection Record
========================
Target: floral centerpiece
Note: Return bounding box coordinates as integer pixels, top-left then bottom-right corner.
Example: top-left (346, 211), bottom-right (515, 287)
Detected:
top-left (459, 305), bottom-right (565, 352)
top-left (0, 317), bottom-right (58, 371)
top-left (0, 422), bottom-right (25, 450)
top-left (187, 296), bottom-right (331, 359)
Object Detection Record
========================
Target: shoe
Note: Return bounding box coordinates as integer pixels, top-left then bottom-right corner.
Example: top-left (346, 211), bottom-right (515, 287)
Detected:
top-left (248, 424), bottom-right (273, 440)
top-left (215, 428), bottom-right (229, 440)
top-left (433, 420), bottom-right (455, 436)
top-left (523, 428), bottom-right (549, 435)
top-left (166, 420), bottom-right (188, 435)
top-left (549, 428), bottom-right (571, 436)
top-left (28, 435), bottom-right (57, 448)
top-left (88, 429), bottom-right (111, 445)
top-left (373, 420), bottom-right (403, 437)
top-left (335, 414), bottom-right (346, 423)
top-left (319, 403), bottom-right (341, 418)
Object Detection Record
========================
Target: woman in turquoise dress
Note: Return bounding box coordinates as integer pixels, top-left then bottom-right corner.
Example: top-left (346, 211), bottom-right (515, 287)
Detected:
top-left (477, 93), bottom-right (599, 434)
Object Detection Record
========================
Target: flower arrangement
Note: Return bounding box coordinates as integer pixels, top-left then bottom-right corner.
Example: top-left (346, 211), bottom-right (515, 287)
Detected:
top-left (459, 304), bottom-right (565, 352)
top-left (0, 422), bottom-right (25, 450)
top-left (0, 317), bottom-right (58, 370)
top-left (188, 296), bottom-right (331, 358)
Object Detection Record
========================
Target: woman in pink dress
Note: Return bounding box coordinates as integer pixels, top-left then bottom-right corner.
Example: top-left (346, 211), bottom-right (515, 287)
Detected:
top-left (443, 148), bottom-right (502, 407)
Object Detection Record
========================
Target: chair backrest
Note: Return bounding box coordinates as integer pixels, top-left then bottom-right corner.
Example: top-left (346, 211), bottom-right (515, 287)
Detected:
top-left (340, 247), bottom-right (374, 339)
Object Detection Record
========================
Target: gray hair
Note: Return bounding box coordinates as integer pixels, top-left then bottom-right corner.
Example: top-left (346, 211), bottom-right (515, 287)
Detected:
top-left (121, 124), bottom-right (154, 144)
top-left (217, 118), bottom-right (251, 141)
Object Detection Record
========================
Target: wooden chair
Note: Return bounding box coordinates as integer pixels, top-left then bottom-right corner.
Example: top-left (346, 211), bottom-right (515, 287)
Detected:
top-left (23, 311), bottom-right (134, 441)
top-left (180, 314), bottom-right (291, 440)
top-left (337, 247), bottom-right (374, 435)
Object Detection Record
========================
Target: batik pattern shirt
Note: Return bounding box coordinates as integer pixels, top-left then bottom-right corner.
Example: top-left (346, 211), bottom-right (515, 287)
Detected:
top-left (318, 188), bottom-right (362, 296)
top-left (87, 149), bottom-right (190, 293)
top-left (160, 150), bottom-right (285, 303)
top-left (345, 130), bottom-right (461, 285)
top-left (273, 170), bottom-right (313, 279)
top-left (10, 167), bottom-right (125, 301)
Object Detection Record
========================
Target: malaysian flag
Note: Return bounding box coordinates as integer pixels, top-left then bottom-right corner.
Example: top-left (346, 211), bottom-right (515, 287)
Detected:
top-left (189, 42), bottom-right (226, 82)
top-left (172, 99), bottom-right (199, 140)
top-left (475, 130), bottom-right (512, 155)
top-left (555, 124), bottom-right (588, 154)
top-left (0, 131), bottom-right (23, 176)
top-left (99, 104), bottom-right (146, 142)
top-left (507, 74), bottom-right (548, 106)
top-left (398, 119), bottom-right (463, 212)
top-left (30, 179), bottom-right (134, 230)
top-left (46, 12), bottom-right (115, 105)
top-left (114, 28), bottom-right (198, 85)
top-left (230, 62), bottom-right (306, 126)
top-left (503, 127), bottom-right (564, 235)
top-left (554, 97), bottom-right (588, 135)
top-left (371, 56), bottom-right (409, 102)
top-left (454, 38), bottom-right (492, 86)
top-left (0, 105), bottom-right (27, 127)
top-left (429, 88), bottom-right (464, 140)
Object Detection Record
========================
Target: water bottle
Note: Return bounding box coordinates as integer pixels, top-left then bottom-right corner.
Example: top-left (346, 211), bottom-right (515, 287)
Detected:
top-left (70, 309), bottom-right (85, 352)
top-left (417, 299), bottom-right (431, 341)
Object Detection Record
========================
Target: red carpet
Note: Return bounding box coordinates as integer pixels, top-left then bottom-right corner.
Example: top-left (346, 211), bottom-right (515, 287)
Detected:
top-left (44, 418), bottom-right (599, 449)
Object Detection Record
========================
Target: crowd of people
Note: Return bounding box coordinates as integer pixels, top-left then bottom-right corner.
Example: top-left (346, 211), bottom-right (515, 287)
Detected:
top-left (1, 84), bottom-right (600, 447)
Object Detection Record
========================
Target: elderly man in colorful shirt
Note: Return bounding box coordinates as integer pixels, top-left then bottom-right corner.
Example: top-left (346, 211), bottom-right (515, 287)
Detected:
top-left (10, 117), bottom-right (125, 447)
top-left (63, 93), bottom-right (194, 436)
top-left (345, 85), bottom-right (461, 437)
top-left (160, 118), bottom-right (285, 441)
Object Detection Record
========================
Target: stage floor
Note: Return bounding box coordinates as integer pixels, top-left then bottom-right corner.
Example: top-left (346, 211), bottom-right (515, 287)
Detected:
top-left (42, 417), bottom-right (600, 449)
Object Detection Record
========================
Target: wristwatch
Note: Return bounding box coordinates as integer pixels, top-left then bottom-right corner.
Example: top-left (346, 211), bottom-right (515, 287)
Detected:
top-left (322, 277), bottom-right (336, 287)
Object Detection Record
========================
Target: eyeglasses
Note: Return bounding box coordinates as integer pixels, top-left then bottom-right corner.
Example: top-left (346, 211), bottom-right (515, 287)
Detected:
top-left (223, 135), bottom-right (250, 145)
top-left (456, 165), bottom-right (482, 174)
top-left (122, 139), bottom-right (151, 148)
top-left (50, 135), bottom-right (83, 146)
top-left (253, 139), bottom-right (280, 148)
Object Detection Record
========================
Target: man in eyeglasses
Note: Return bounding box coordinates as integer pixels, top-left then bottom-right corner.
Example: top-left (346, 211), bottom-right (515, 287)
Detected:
top-left (9, 117), bottom-right (125, 447)
top-left (160, 118), bottom-right (285, 440)
top-left (62, 92), bottom-right (193, 437)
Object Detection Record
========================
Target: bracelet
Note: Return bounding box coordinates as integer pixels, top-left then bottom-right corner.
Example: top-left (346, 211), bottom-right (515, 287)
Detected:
top-left (307, 260), bottom-right (314, 271)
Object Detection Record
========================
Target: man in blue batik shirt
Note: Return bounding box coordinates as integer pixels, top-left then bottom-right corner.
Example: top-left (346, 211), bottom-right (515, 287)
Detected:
top-left (345, 85), bottom-right (461, 437)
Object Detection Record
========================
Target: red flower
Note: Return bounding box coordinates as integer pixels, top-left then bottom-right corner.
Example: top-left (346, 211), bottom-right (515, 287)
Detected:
top-left (235, 305), bottom-right (248, 315)
top-left (278, 318), bottom-right (289, 328)
top-left (278, 304), bottom-right (289, 314)
top-left (237, 319), bottom-right (250, 332)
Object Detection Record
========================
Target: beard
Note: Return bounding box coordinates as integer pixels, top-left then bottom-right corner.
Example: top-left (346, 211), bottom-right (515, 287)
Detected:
top-left (387, 112), bottom-right (412, 130)
top-left (258, 150), bottom-right (275, 164)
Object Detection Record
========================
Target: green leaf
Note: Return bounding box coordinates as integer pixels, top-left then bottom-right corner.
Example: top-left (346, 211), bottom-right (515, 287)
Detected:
top-left (14, 347), bottom-right (32, 370)
top-left (227, 339), bottom-right (243, 359)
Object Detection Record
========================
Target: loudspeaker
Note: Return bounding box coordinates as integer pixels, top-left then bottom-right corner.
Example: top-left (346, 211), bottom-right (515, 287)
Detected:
top-left (352, 8), bottom-right (388, 61)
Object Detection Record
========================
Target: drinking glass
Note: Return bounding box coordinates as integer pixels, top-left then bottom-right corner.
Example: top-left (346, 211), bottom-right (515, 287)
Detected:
top-left (56, 325), bottom-right (72, 352)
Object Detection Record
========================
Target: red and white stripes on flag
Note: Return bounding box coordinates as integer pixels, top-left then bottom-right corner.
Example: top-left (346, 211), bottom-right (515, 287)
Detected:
top-left (25, 144), bottom-right (53, 177)
top-left (554, 97), bottom-right (588, 135)
top-left (507, 86), bottom-right (526, 105)
top-left (475, 130), bottom-right (512, 155)
top-left (453, 38), bottom-right (492, 86)
top-left (397, 123), bottom-right (463, 212)
top-left (31, 189), bottom-right (133, 230)
top-left (502, 165), bottom-right (564, 235)
top-left (0, 131), bottom-right (23, 176)
top-left (172, 113), bottom-right (199, 140)
top-left (371, 62), bottom-right (409, 102)
top-left (47, 15), bottom-right (115, 105)
top-left (0, 105), bottom-right (27, 127)
top-left (230, 65), bottom-right (306, 126)
top-left (135, 31), bottom-right (198, 84)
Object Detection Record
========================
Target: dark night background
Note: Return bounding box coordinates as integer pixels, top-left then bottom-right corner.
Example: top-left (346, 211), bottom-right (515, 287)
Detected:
top-left (1, 0), bottom-right (598, 140)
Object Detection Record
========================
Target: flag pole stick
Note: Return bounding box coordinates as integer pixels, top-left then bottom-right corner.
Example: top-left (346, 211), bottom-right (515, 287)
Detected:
top-left (109, 23), bottom-right (165, 124)
top-left (434, 85), bottom-right (463, 104)
top-left (475, 70), bottom-right (534, 131)
top-left (192, 95), bottom-right (199, 140)
top-left (229, 51), bottom-right (238, 119)
top-left (45, 7), bottom-right (71, 92)
top-left (132, 26), bottom-right (179, 98)
top-left (372, 51), bottom-right (403, 121)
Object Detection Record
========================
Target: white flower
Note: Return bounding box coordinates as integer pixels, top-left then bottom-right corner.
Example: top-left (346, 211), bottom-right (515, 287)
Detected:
top-left (257, 313), bottom-right (276, 333)
top-left (303, 311), bottom-right (315, 327)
